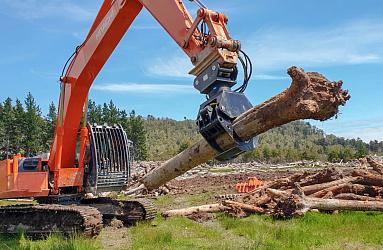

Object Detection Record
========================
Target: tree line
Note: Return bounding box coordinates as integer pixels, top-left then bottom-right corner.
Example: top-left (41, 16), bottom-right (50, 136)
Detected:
top-left (0, 94), bottom-right (147, 161)
top-left (0, 94), bottom-right (382, 163)
top-left (144, 118), bottom-right (383, 163)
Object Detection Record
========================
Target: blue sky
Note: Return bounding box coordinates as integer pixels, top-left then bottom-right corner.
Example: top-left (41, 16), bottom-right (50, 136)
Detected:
top-left (0, 0), bottom-right (382, 142)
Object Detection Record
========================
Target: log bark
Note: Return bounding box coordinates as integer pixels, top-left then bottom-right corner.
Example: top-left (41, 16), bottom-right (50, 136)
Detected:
top-left (266, 188), bottom-right (291, 199)
top-left (310, 183), bottom-right (383, 198)
top-left (367, 156), bottom-right (383, 175)
top-left (301, 177), bottom-right (358, 195)
top-left (275, 195), bottom-right (383, 219)
top-left (335, 193), bottom-right (383, 201)
top-left (161, 204), bottom-right (228, 217)
top-left (222, 200), bottom-right (264, 214)
top-left (139, 67), bottom-right (350, 191)
top-left (352, 170), bottom-right (383, 187)
top-left (298, 167), bottom-right (343, 187)
top-left (267, 171), bottom-right (312, 190)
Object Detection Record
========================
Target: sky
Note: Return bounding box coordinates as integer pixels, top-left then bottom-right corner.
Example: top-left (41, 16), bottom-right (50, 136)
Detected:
top-left (0, 0), bottom-right (382, 142)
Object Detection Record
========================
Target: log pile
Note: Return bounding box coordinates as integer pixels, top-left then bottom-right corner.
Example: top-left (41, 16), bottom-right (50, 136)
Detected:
top-left (162, 156), bottom-right (383, 219)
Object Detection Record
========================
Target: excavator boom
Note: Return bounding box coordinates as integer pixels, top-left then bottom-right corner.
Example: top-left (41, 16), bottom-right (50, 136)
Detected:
top-left (48, 0), bottom-right (246, 194)
top-left (0, 0), bottom-right (254, 238)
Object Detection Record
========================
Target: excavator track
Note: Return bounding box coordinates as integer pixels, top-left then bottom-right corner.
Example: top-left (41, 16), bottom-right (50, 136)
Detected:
top-left (37, 195), bottom-right (156, 225)
top-left (80, 197), bottom-right (157, 225)
top-left (0, 204), bottom-right (102, 238)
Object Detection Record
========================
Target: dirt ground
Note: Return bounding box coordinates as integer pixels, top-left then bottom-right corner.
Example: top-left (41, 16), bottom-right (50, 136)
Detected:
top-left (168, 170), bottom-right (291, 194)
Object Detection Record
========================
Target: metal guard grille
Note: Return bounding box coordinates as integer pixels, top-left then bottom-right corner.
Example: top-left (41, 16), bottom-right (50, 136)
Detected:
top-left (87, 123), bottom-right (133, 193)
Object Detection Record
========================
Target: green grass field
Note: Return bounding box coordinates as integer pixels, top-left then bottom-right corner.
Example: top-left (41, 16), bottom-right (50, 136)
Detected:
top-left (1, 211), bottom-right (383, 250)
top-left (2, 191), bottom-right (383, 250)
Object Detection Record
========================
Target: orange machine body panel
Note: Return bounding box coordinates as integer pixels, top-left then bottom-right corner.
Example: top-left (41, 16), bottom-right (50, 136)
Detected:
top-left (57, 168), bottom-right (84, 188)
top-left (0, 155), bottom-right (49, 199)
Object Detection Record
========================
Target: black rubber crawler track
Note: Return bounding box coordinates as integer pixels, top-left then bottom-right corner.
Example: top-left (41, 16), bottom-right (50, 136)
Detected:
top-left (80, 197), bottom-right (157, 225)
top-left (0, 204), bottom-right (103, 238)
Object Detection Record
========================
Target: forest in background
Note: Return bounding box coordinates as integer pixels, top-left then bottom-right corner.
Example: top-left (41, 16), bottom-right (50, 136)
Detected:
top-left (0, 94), bottom-right (382, 162)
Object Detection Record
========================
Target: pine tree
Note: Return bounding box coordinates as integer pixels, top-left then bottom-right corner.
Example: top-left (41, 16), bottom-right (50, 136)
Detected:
top-left (0, 102), bottom-right (4, 158)
top-left (0, 98), bottom-right (16, 158)
top-left (43, 102), bottom-right (57, 151)
top-left (126, 110), bottom-right (148, 160)
top-left (23, 93), bottom-right (43, 156)
top-left (13, 99), bottom-right (25, 154)
top-left (102, 100), bottom-right (120, 125)
top-left (87, 99), bottom-right (103, 124)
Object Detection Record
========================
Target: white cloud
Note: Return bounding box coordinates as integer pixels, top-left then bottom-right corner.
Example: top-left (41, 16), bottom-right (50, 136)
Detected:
top-left (244, 19), bottom-right (383, 72)
top-left (147, 56), bottom-right (194, 78)
top-left (0, 0), bottom-right (97, 21)
top-left (93, 83), bottom-right (194, 94)
top-left (148, 19), bottom-right (383, 78)
top-left (147, 55), bottom-right (288, 80)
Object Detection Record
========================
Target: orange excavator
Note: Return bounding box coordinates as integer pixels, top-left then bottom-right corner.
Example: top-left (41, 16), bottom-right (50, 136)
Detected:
top-left (0, 0), bottom-right (256, 237)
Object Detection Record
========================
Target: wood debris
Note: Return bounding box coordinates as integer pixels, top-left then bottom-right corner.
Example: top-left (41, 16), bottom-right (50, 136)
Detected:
top-left (162, 156), bottom-right (383, 220)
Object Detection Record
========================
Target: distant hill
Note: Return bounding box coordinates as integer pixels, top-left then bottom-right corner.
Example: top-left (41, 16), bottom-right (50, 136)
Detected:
top-left (144, 118), bottom-right (383, 162)
top-left (0, 94), bottom-right (381, 163)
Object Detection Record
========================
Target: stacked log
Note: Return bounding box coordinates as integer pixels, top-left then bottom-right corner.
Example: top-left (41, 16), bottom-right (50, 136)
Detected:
top-left (163, 156), bottom-right (383, 219)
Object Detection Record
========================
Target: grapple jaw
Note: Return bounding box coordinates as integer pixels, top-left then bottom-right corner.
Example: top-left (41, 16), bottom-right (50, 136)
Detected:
top-left (195, 60), bottom-right (258, 161)
top-left (85, 123), bottom-right (133, 194)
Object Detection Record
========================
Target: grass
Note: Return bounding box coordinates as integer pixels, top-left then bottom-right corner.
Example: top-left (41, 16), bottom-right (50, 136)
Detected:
top-left (0, 200), bottom-right (35, 206)
top-left (153, 191), bottom-right (216, 210)
top-left (2, 193), bottom-right (383, 249)
top-left (128, 215), bottom-right (250, 250)
top-left (126, 212), bottom-right (383, 250)
top-left (0, 234), bottom-right (101, 250)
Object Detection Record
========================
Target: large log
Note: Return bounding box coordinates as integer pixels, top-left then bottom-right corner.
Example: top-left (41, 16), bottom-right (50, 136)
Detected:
top-left (366, 156), bottom-right (383, 175)
top-left (140, 67), bottom-right (350, 191)
top-left (335, 193), bottom-right (383, 201)
top-left (352, 170), bottom-right (383, 187)
top-left (310, 183), bottom-right (383, 198)
top-left (302, 176), bottom-right (358, 195)
top-left (298, 167), bottom-right (343, 187)
top-left (161, 204), bottom-right (228, 217)
top-left (222, 200), bottom-right (264, 214)
top-left (275, 196), bottom-right (383, 219)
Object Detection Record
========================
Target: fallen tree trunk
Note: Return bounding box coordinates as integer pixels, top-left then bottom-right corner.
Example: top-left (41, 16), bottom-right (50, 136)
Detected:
top-left (298, 167), bottom-right (343, 187)
top-left (139, 67), bottom-right (350, 191)
top-left (367, 156), bottom-right (383, 175)
top-left (302, 177), bottom-right (358, 195)
top-left (222, 200), bottom-right (264, 214)
top-left (335, 193), bottom-right (383, 201)
top-left (352, 170), bottom-right (383, 187)
top-left (161, 204), bottom-right (228, 217)
top-left (310, 183), bottom-right (383, 198)
top-left (275, 195), bottom-right (383, 219)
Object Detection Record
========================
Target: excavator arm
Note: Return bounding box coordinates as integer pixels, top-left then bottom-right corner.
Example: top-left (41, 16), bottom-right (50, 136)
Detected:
top-left (48, 0), bottom-right (254, 194)
top-left (0, 0), bottom-right (255, 236)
